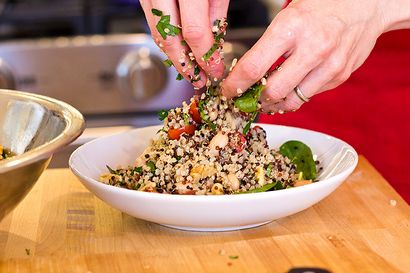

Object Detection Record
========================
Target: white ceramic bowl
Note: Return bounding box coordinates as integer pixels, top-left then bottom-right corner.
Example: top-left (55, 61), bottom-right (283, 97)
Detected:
top-left (69, 124), bottom-right (358, 231)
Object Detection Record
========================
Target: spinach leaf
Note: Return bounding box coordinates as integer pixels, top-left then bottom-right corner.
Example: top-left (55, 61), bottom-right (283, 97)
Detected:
top-left (151, 8), bottom-right (163, 16)
top-left (236, 182), bottom-right (277, 194)
top-left (234, 84), bottom-right (264, 113)
top-left (203, 43), bottom-right (219, 61)
top-left (279, 140), bottom-right (317, 180)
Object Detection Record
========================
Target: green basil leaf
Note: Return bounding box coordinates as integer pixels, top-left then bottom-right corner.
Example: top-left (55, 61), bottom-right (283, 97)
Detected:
top-left (203, 43), bottom-right (218, 61)
top-left (279, 140), bottom-right (317, 180)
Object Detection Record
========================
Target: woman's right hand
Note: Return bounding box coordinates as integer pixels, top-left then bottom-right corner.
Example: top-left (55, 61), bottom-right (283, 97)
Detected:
top-left (140, 0), bottom-right (229, 89)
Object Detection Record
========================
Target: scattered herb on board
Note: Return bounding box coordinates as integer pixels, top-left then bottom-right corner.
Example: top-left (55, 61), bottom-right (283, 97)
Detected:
top-left (158, 109), bottom-right (169, 121)
top-left (151, 9), bottom-right (181, 40)
top-left (229, 255), bottom-right (239, 260)
top-left (25, 248), bottom-right (30, 256)
top-left (279, 140), bottom-right (317, 180)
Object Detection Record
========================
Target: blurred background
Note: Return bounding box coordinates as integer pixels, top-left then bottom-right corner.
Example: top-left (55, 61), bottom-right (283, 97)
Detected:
top-left (0, 0), bottom-right (408, 201)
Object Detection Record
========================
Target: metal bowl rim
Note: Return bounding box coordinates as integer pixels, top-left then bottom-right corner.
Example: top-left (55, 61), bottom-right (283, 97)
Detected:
top-left (0, 89), bottom-right (85, 173)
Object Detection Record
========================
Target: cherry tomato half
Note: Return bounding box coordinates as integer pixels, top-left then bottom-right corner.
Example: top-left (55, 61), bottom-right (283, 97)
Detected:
top-left (229, 131), bottom-right (247, 153)
top-left (168, 124), bottom-right (196, 140)
top-left (189, 100), bottom-right (202, 124)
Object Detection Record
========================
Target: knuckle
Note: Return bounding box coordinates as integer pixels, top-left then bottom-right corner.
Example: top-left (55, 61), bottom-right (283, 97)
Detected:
top-left (155, 35), bottom-right (178, 48)
top-left (326, 55), bottom-right (347, 77)
top-left (238, 60), bottom-right (263, 81)
top-left (183, 24), bottom-right (206, 42)
top-left (265, 85), bottom-right (285, 102)
top-left (283, 97), bottom-right (302, 111)
top-left (336, 71), bottom-right (351, 83)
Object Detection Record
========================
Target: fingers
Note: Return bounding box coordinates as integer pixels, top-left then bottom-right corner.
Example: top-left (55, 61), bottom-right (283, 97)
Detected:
top-left (179, 0), bottom-right (225, 79)
top-left (209, 0), bottom-right (229, 24)
top-left (221, 21), bottom-right (294, 99)
top-left (143, 0), bottom-right (206, 88)
top-left (263, 51), bottom-right (349, 113)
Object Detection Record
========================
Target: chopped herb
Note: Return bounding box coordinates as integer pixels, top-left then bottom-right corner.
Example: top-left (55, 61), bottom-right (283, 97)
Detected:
top-left (146, 161), bottom-right (156, 173)
top-left (154, 13), bottom-right (181, 40)
top-left (198, 100), bottom-right (217, 131)
top-left (151, 8), bottom-right (163, 16)
top-left (106, 165), bottom-right (118, 175)
top-left (243, 112), bottom-right (257, 135)
top-left (132, 166), bottom-right (143, 175)
top-left (183, 113), bottom-right (190, 125)
top-left (175, 155), bottom-right (182, 161)
top-left (194, 65), bottom-right (200, 75)
top-left (214, 32), bottom-right (225, 43)
top-left (266, 163), bottom-right (273, 177)
top-left (181, 40), bottom-right (188, 46)
top-left (203, 43), bottom-right (218, 61)
top-left (163, 59), bottom-right (173, 67)
top-left (176, 73), bottom-right (184, 80)
top-left (133, 184), bottom-right (141, 190)
top-left (158, 109), bottom-right (168, 121)
top-left (25, 248), bottom-right (30, 256)
top-left (229, 255), bottom-right (239, 260)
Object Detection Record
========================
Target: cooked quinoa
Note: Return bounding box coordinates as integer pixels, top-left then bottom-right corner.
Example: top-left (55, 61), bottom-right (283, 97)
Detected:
top-left (99, 87), bottom-right (310, 195)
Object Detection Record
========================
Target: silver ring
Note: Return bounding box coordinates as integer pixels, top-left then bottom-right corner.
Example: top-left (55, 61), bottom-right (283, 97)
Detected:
top-left (294, 86), bottom-right (310, 103)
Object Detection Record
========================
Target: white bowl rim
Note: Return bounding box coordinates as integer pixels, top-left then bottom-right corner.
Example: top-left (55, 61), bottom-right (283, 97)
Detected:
top-left (69, 123), bottom-right (359, 201)
top-left (0, 89), bottom-right (85, 173)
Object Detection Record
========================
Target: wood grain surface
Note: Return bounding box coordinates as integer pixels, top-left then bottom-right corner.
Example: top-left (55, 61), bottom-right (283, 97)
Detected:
top-left (0, 156), bottom-right (409, 273)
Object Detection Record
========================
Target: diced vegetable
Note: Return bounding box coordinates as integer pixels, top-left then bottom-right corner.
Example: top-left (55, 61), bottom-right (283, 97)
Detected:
top-left (168, 125), bottom-right (196, 140)
top-left (189, 100), bottom-right (202, 124)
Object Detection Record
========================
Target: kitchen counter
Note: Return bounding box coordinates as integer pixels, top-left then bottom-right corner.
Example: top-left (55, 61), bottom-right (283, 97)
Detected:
top-left (1, 156), bottom-right (409, 273)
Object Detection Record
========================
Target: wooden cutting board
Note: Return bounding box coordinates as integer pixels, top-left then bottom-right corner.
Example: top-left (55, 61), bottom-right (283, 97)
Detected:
top-left (0, 156), bottom-right (409, 273)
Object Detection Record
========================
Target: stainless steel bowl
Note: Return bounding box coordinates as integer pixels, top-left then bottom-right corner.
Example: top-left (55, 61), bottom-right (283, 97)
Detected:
top-left (0, 89), bottom-right (85, 221)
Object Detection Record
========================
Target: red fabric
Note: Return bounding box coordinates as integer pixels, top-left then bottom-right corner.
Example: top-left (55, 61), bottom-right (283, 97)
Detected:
top-left (259, 30), bottom-right (410, 203)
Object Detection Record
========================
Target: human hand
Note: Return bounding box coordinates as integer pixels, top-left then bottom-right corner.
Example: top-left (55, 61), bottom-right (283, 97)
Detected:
top-left (140, 0), bottom-right (229, 89)
top-left (221, 0), bottom-right (389, 113)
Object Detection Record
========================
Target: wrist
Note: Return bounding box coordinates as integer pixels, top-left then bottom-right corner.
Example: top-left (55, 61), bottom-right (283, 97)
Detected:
top-left (380, 0), bottom-right (410, 32)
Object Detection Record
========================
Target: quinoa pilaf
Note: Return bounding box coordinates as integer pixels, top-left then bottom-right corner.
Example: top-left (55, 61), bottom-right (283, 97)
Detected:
top-left (100, 86), bottom-right (318, 195)
top-left (99, 9), bottom-right (318, 194)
